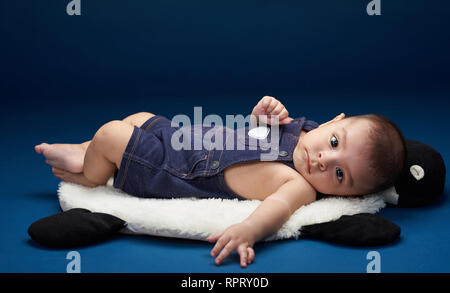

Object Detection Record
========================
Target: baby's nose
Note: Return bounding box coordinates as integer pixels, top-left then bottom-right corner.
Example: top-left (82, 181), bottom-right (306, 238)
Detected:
top-left (317, 152), bottom-right (327, 171)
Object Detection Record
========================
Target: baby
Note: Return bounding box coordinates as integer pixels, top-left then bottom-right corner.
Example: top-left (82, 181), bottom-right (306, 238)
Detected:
top-left (35, 96), bottom-right (406, 268)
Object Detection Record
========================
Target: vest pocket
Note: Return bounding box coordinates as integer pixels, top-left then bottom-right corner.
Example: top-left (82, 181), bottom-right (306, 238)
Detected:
top-left (164, 150), bottom-right (209, 179)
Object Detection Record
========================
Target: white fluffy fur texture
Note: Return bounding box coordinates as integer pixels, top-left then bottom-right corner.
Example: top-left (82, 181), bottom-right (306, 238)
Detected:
top-left (58, 181), bottom-right (387, 242)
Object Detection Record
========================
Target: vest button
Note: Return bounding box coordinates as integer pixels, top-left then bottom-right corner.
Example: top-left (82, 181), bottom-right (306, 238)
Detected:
top-left (279, 151), bottom-right (288, 157)
top-left (210, 160), bottom-right (220, 169)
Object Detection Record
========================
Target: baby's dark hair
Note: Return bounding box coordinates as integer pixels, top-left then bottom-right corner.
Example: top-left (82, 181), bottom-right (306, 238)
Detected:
top-left (355, 114), bottom-right (407, 194)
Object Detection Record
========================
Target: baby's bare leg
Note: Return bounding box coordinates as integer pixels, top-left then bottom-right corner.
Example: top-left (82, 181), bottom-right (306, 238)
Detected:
top-left (35, 112), bottom-right (154, 173)
top-left (80, 141), bottom-right (90, 151)
top-left (82, 112), bottom-right (155, 186)
top-left (56, 120), bottom-right (135, 187)
top-left (71, 112), bottom-right (154, 152)
top-left (122, 112), bottom-right (155, 128)
top-left (82, 120), bottom-right (135, 186)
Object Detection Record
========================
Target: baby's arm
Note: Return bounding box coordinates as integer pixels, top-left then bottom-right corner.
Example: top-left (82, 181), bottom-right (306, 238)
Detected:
top-left (244, 177), bottom-right (316, 240)
top-left (207, 176), bottom-right (316, 267)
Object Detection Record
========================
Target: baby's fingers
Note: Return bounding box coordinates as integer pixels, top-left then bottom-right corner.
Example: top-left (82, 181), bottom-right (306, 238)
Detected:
top-left (206, 231), bottom-right (224, 243)
top-left (210, 233), bottom-right (230, 258)
top-left (261, 96), bottom-right (273, 109)
top-left (269, 102), bottom-right (284, 116)
top-left (215, 241), bottom-right (236, 265)
top-left (277, 108), bottom-right (289, 120)
top-left (265, 98), bottom-right (279, 113)
top-left (237, 244), bottom-right (249, 268)
top-left (247, 247), bottom-right (255, 264)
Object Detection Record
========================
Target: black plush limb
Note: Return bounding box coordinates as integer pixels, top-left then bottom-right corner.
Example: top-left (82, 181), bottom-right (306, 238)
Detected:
top-left (300, 213), bottom-right (401, 246)
top-left (28, 208), bottom-right (126, 248)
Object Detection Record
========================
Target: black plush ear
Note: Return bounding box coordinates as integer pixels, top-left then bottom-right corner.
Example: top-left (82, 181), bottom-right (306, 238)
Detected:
top-left (394, 139), bottom-right (446, 207)
top-left (299, 213), bottom-right (401, 246)
top-left (28, 208), bottom-right (127, 248)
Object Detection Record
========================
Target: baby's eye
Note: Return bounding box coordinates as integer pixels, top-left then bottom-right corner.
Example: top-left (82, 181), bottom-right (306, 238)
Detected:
top-left (330, 135), bottom-right (339, 148)
top-left (336, 167), bottom-right (344, 182)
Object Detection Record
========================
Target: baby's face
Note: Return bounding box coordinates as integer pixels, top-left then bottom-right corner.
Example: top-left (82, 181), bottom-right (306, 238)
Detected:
top-left (293, 115), bottom-right (375, 196)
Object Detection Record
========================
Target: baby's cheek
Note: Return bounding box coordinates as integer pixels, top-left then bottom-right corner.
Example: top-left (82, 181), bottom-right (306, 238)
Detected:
top-left (310, 173), bottom-right (334, 194)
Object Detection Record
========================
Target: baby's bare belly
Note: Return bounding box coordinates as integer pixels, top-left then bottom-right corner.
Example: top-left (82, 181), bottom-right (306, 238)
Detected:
top-left (223, 160), bottom-right (301, 200)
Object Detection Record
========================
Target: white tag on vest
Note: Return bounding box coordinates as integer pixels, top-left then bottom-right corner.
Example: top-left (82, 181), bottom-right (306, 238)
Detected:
top-left (248, 126), bottom-right (270, 140)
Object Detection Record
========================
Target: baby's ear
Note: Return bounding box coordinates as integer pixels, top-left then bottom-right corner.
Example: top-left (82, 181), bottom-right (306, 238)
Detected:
top-left (318, 113), bottom-right (346, 128)
top-left (334, 113), bottom-right (346, 121)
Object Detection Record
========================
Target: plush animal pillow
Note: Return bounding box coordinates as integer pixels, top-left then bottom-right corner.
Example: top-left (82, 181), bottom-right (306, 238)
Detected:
top-left (28, 139), bottom-right (445, 248)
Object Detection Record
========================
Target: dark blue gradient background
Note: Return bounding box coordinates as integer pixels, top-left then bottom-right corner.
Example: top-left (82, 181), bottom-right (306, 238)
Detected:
top-left (0, 0), bottom-right (449, 273)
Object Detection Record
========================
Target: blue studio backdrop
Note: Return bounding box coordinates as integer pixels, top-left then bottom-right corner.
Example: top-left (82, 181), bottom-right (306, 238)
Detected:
top-left (0, 0), bottom-right (449, 272)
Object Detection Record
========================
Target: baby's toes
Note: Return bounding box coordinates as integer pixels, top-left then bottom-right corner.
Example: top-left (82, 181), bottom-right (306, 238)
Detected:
top-left (52, 167), bottom-right (65, 177)
top-left (35, 143), bottom-right (49, 154)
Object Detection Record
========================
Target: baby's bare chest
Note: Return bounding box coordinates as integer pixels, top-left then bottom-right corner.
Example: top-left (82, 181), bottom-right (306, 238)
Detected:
top-left (223, 160), bottom-right (300, 200)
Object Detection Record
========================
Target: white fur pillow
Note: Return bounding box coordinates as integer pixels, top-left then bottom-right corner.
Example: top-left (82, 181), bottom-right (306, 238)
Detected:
top-left (58, 180), bottom-right (389, 242)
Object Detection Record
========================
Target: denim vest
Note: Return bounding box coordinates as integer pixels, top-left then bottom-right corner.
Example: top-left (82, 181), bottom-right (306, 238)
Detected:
top-left (114, 115), bottom-right (319, 200)
top-left (165, 117), bottom-right (319, 180)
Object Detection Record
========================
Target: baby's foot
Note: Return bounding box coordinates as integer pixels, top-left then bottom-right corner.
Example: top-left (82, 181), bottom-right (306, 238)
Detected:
top-left (52, 167), bottom-right (98, 188)
top-left (35, 143), bottom-right (85, 173)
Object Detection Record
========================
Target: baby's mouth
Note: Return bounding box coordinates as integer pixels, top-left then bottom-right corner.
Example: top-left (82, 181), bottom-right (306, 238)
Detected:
top-left (305, 148), bottom-right (311, 174)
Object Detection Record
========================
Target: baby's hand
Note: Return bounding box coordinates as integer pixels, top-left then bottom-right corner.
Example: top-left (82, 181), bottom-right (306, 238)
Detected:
top-left (251, 96), bottom-right (293, 125)
top-left (206, 222), bottom-right (256, 268)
